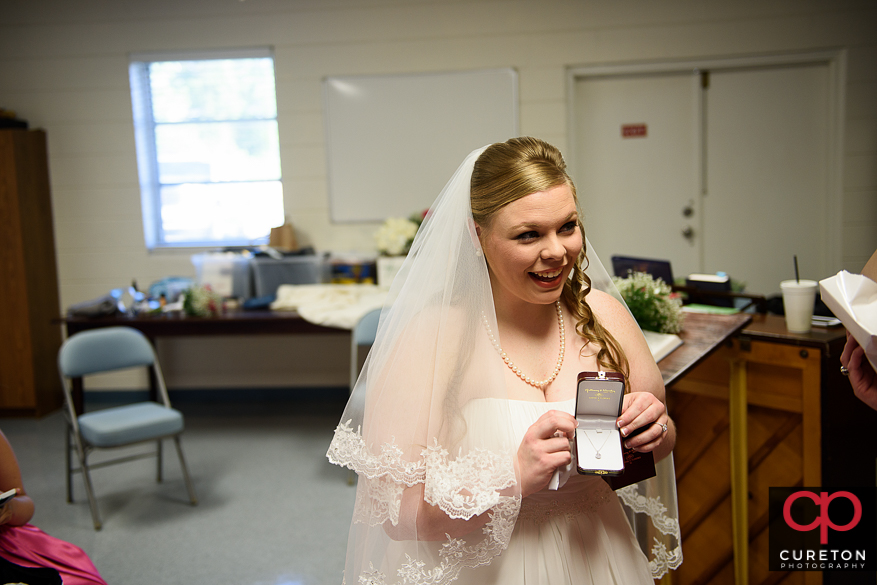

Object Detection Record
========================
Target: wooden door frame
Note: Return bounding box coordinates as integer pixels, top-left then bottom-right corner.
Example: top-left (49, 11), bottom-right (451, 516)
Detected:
top-left (566, 50), bottom-right (846, 276)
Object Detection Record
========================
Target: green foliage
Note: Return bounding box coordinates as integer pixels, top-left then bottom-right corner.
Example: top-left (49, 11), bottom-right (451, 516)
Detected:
top-left (612, 271), bottom-right (684, 334)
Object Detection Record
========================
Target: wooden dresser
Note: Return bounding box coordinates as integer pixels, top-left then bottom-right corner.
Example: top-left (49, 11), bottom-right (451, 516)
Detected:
top-left (0, 129), bottom-right (63, 416)
top-left (668, 314), bottom-right (874, 585)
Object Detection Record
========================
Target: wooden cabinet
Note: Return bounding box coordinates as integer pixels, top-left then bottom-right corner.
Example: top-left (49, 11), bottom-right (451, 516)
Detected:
top-left (668, 315), bottom-right (873, 585)
top-left (0, 129), bottom-right (63, 416)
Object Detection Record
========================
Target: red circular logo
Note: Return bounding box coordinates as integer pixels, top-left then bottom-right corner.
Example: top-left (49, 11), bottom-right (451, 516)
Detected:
top-left (783, 491), bottom-right (862, 545)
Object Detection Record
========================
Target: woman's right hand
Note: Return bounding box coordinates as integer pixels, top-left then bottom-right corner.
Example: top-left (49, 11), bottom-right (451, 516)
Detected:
top-left (517, 410), bottom-right (577, 497)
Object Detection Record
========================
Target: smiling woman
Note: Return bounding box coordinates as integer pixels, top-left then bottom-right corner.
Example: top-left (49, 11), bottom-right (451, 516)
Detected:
top-left (475, 184), bottom-right (581, 308)
top-left (469, 138), bottom-right (631, 391)
top-left (327, 137), bottom-right (681, 585)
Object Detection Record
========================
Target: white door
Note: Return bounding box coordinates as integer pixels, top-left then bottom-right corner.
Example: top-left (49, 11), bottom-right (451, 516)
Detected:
top-left (572, 61), bottom-right (832, 296)
top-left (572, 73), bottom-right (701, 281)
top-left (703, 65), bottom-right (829, 294)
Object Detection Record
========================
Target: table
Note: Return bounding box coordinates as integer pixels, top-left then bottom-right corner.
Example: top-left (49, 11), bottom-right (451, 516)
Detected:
top-left (66, 309), bottom-right (749, 387)
top-left (64, 310), bottom-right (345, 338)
top-left (657, 312), bottom-right (753, 386)
top-left (64, 310), bottom-right (751, 415)
top-left (63, 311), bottom-right (347, 414)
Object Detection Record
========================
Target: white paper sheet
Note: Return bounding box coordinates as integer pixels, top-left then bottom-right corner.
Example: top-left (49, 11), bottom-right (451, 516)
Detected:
top-left (819, 270), bottom-right (877, 371)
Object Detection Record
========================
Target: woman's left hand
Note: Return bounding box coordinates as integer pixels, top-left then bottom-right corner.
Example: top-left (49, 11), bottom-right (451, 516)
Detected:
top-left (616, 392), bottom-right (670, 453)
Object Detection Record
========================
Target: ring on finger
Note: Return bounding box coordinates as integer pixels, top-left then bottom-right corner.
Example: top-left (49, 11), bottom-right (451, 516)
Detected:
top-left (653, 422), bottom-right (668, 433)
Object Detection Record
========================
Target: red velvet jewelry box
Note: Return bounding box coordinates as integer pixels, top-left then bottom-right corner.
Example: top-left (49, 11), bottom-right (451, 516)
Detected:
top-left (574, 371), bottom-right (625, 476)
top-left (574, 371), bottom-right (658, 488)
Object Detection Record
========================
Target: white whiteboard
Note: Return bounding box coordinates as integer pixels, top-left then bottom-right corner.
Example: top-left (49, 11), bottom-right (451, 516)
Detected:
top-left (323, 68), bottom-right (519, 222)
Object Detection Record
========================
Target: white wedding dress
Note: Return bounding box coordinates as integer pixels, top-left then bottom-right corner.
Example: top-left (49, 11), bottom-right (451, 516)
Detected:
top-left (373, 398), bottom-right (654, 585)
top-left (454, 398), bottom-right (653, 585)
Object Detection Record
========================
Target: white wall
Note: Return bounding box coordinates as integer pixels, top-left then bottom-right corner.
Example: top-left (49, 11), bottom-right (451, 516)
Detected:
top-left (1, 0), bottom-right (875, 390)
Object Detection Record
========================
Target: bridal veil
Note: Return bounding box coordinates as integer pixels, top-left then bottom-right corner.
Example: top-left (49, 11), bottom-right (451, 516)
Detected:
top-left (327, 143), bottom-right (681, 584)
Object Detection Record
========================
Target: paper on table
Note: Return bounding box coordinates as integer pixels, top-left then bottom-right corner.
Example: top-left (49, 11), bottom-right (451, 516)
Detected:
top-left (819, 270), bottom-right (877, 371)
top-left (643, 330), bottom-right (683, 362)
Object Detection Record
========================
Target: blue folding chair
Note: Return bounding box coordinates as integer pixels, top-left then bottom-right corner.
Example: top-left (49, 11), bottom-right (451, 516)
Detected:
top-left (349, 308), bottom-right (382, 395)
top-left (347, 308), bottom-right (382, 485)
top-left (58, 326), bottom-right (197, 529)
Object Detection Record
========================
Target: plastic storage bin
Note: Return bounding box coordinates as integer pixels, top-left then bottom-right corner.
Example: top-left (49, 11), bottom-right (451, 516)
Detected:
top-left (191, 253), bottom-right (253, 298)
top-left (251, 254), bottom-right (329, 297)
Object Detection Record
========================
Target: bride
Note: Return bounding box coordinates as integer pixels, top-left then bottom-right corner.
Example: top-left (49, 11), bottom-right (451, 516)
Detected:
top-left (328, 137), bottom-right (681, 584)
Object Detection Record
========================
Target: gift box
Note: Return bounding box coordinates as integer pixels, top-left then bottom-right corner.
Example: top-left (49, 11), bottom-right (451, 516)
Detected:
top-left (574, 371), bottom-right (658, 487)
top-left (575, 371), bottom-right (626, 476)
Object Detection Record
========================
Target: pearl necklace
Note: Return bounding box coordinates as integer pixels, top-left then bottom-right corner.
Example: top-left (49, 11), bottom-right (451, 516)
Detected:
top-left (482, 300), bottom-right (565, 389)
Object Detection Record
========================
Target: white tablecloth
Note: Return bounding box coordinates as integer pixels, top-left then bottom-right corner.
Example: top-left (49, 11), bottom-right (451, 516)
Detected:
top-left (270, 284), bottom-right (388, 330)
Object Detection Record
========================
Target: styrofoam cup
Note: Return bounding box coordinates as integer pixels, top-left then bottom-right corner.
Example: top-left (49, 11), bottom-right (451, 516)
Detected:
top-left (780, 279), bottom-right (818, 333)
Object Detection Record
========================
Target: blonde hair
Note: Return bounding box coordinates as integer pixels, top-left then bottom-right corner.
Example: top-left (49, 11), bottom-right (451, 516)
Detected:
top-left (471, 137), bottom-right (630, 383)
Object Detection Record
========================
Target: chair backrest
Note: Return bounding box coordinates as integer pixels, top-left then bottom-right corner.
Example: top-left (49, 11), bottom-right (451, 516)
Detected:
top-left (349, 308), bottom-right (382, 394)
top-left (59, 327), bottom-right (156, 378)
top-left (353, 308), bottom-right (382, 346)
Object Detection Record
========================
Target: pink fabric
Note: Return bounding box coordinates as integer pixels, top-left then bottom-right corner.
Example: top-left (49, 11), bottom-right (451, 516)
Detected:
top-left (0, 524), bottom-right (106, 585)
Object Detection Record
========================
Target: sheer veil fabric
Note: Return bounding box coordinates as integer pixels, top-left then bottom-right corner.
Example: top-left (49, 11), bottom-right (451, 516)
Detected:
top-left (327, 145), bottom-right (681, 584)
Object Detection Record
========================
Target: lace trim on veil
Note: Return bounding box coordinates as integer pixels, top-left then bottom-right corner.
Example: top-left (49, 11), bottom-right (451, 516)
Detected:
top-left (330, 422), bottom-right (522, 585)
top-left (422, 440), bottom-right (517, 520)
top-left (328, 421), bottom-right (517, 523)
top-left (354, 496), bottom-right (520, 585)
top-left (329, 420), bottom-right (426, 485)
top-left (617, 485), bottom-right (683, 578)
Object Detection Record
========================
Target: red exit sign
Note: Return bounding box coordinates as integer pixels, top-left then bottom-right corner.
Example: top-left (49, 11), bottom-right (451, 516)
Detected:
top-left (622, 124), bottom-right (647, 138)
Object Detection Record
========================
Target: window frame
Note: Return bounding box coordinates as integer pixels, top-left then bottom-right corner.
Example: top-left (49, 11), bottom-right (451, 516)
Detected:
top-left (128, 47), bottom-right (282, 250)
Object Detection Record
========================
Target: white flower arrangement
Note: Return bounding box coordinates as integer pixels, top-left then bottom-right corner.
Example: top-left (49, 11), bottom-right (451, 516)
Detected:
top-left (612, 271), bottom-right (685, 334)
top-left (374, 216), bottom-right (420, 256)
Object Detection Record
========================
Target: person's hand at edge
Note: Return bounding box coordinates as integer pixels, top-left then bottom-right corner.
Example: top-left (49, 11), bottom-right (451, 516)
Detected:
top-left (841, 331), bottom-right (877, 410)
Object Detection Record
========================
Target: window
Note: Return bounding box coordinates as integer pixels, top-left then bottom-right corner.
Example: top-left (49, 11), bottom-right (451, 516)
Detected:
top-left (129, 49), bottom-right (284, 249)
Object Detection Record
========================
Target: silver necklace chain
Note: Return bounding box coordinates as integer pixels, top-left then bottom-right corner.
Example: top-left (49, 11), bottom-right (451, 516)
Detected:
top-left (482, 300), bottom-right (565, 389)
top-left (582, 429), bottom-right (613, 460)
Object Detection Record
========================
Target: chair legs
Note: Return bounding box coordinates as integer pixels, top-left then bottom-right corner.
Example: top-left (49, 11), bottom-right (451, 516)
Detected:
top-left (65, 428), bottom-right (73, 503)
top-left (173, 436), bottom-right (198, 505)
top-left (66, 424), bottom-right (102, 529)
top-left (157, 436), bottom-right (197, 505)
top-left (156, 439), bottom-right (163, 483)
top-left (81, 460), bottom-right (103, 530)
top-left (66, 434), bottom-right (197, 530)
